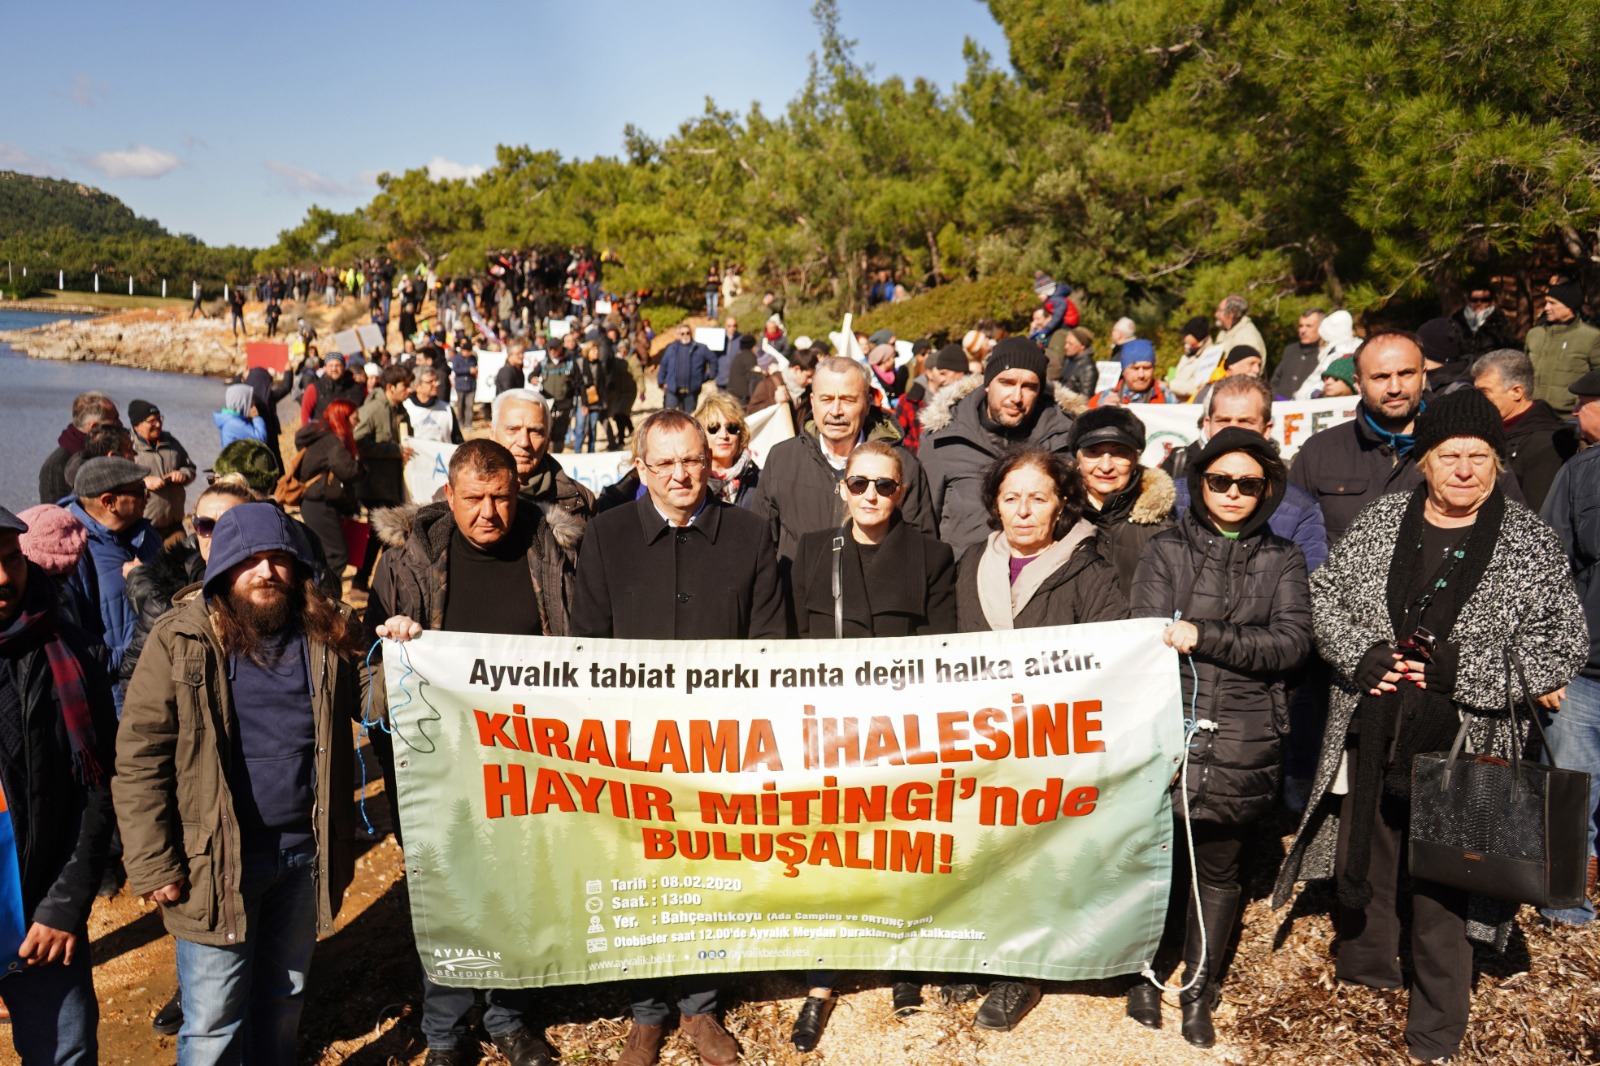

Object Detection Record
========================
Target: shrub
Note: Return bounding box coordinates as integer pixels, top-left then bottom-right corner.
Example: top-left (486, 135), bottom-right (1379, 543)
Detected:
top-left (855, 273), bottom-right (1038, 347)
top-left (5, 273), bottom-right (48, 300)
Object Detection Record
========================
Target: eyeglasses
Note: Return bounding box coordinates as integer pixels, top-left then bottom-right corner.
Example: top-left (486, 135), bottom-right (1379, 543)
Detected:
top-left (1467, 295), bottom-right (1494, 305)
top-left (190, 515), bottom-right (218, 537)
top-left (1202, 473), bottom-right (1268, 497)
top-left (844, 476), bottom-right (901, 496)
top-left (642, 456), bottom-right (707, 475)
top-left (702, 423), bottom-right (743, 436)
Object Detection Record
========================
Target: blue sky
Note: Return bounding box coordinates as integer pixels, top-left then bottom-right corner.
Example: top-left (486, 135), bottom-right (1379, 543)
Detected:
top-left (6, 1), bottom-right (1012, 249)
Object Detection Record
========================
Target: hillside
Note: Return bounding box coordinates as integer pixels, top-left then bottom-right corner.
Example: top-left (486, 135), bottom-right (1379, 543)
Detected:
top-left (0, 170), bottom-right (169, 241)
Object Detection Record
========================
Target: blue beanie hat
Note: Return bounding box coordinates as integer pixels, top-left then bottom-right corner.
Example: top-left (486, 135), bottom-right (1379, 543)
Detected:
top-left (1119, 338), bottom-right (1155, 370)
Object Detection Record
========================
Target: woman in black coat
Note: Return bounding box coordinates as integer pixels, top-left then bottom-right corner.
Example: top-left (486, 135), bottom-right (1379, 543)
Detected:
top-left (1126, 427), bottom-right (1312, 1047)
top-left (294, 398), bottom-right (365, 593)
top-left (783, 440), bottom-right (956, 1051)
top-left (947, 446), bottom-right (1127, 1035)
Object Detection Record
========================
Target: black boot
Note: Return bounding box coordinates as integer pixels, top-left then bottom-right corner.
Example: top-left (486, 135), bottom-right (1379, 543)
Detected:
top-left (1179, 882), bottom-right (1241, 1049)
top-left (1125, 979), bottom-right (1161, 1029)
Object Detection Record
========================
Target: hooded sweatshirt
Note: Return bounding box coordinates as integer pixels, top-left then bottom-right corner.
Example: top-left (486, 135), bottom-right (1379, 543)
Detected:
top-left (202, 504), bottom-right (320, 851)
top-left (215, 384), bottom-right (268, 447)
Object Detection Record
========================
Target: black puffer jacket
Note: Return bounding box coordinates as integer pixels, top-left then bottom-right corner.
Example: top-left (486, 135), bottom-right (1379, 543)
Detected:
top-left (1130, 430), bottom-right (1313, 825)
top-left (1084, 466), bottom-right (1177, 595)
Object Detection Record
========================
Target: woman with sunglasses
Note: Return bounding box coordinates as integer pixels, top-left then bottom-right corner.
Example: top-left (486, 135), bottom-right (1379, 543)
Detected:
top-left (294, 398), bottom-right (365, 594)
top-left (695, 393), bottom-right (762, 509)
top-left (783, 440), bottom-right (956, 1050)
top-left (1125, 427), bottom-right (1311, 1047)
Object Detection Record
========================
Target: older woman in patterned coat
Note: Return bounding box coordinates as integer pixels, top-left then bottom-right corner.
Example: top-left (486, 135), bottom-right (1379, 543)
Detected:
top-left (1272, 390), bottom-right (1587, 1064)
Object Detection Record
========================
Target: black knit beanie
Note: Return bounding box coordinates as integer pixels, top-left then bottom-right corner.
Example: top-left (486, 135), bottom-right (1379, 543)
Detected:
top-left (928, 342), bottom-right (969, 374)
top-left (1410, 387), bottom-right (1507, 460)
top-left (1546, 281), bottom-right (1584, 316)
top-left (983, 336), bottom-right (1049, 386)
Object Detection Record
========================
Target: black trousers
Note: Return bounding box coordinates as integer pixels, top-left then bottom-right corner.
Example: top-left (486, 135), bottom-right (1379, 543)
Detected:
top-left (1334, 761), bottom-right (1472, 1062)
top-left (298, 500), bottom-right (348, 586)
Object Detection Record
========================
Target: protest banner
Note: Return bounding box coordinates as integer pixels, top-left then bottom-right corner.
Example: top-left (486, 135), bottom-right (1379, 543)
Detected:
top-left (357, 323), bottom-right (385, 351)
top-left (552, 452), bottom-right (633, 497)
top-left (404, 439), bottom-right (633, 503)
top-left (1127, 396), bottom-right (1359, 467)
top-left (475, 349), bottom-right (508, 404)
top-left (332, 329), bottom-right (363, 357)
top-left (694, 327), bottom-right (726, 352)
top-left (382, 620), bottom-right (1182, 988)
top-left (245, 341), bottom-right (289, 374)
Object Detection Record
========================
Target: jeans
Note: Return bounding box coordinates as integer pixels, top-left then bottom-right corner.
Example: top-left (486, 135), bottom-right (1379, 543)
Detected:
top-left (705, 293), bottom-right (719, 320)
top-left (0, 930), bottom-right (97, 1065)
top-left (175, 842), bottom-right (319, 1066)
top-left (662, 386), bottom-right (700, 412)
top-left (576, 407), bottom-right (599, 452)
top-left (1542, 673), bottom-right (1600, 924)
top-left (420, 972), bottom-right (532, 1050)
top-left (632, 979), bottom-right (718, 1026)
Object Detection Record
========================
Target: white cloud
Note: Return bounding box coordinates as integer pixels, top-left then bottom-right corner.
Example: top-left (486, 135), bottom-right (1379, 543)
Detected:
top-left (65, 74), bottom-right (108, 108)
top-left (81, 144), bottom-right (182, 180)
top-left (263, 160), bottom-right (358, 196)
top-left (426, 156), bottom-right (486, 182)
top-left (0, 142), bottom-right (58, 177)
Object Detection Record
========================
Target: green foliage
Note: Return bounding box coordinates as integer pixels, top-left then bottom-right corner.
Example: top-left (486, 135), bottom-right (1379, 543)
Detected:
top-left (4, 272), bottom-right (48, 300)
top-left (21, 0), bottom-right (1576, 335)
top-left (855, 273), bottom-right (1038, 346)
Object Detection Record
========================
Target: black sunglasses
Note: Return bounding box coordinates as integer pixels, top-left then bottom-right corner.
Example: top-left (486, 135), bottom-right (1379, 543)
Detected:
top-left (190, 515), bottom-right (218, 536)
top-left (703, 422), bottom-right (743, 436)
top-left (1202, 473), bottom-right (1268, 497)
top-left (844, 476), bottom-right (900, 496)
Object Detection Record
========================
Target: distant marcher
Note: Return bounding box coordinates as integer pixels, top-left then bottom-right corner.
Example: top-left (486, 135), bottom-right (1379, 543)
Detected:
top-left (244, 364), bottom-right (294, 473)
top-left (1525, 280), bottom-right (1600, 415)
top-left (1213, 295), bottom-right (1267, 362)
top-left (300, 353), bottom-right (366, 426)
top-left (1055, 326), bottom-right (1099, 399)
top-left (402, 368), bottom-right (463, 445)
top-left (1090, 339), bottom-right (1174, 407)
top-left (1450, 283), bottom-right (1516, 360)
top-left (294, 399), bottom-right (365, 594)
top-left (495, 343), bottom-right (527, 396)
top-left (64, 456), bottom-right (162, 686)
top-left (657, 323), bottom-right (716, 413)
top-left (1168, 317), bottom-right (1218, 402)
top-left (127, 399), bottom-right (197, 541)
top-left (449, 346), bottom-right (477, 430)
top-left (40, 392), bottom-right (118, 505)
top-left (896, 342), bottom-right (967, 453)
top-left (350, 366), bottom-right (415, 592)
top-left (1272, 309), bottom-right (1327, 400)
top-left (214, 384), bottom-right (267, 448)
top-left (1471, 349), bottom-right (1579, 512)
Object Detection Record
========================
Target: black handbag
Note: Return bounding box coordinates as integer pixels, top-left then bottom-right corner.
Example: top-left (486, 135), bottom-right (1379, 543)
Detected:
top-left (1408, 648), bottom-right (1591, 909)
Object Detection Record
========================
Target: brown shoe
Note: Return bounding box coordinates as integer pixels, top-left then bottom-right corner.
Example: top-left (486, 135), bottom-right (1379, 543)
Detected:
top-left (617, 1022), bottom-right (665, 1066)
top-left (679, 1011), bottom-right (740, 1066)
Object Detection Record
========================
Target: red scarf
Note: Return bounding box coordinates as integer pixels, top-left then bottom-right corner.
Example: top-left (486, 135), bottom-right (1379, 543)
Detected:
top-left (0, 573), bottom-right (103, 786)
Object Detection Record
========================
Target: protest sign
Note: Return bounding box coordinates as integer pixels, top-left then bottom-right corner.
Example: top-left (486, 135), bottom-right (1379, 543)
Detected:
top-left (744, 402), bottom-right (794, 466)
top-left (547, 319), bottom-right (571, 340)
top-left (1127, 396), bottom-right (1359, 467)
top-left (894, 340), bottom-right (916, 367)
top-left (332, 329), bottom-right (363, 357)
top-left (1095, 361), bottom-right (1120, 394)
top-left (552, 452), bottom-right (632, 497)
top-left (385, 620), bottom-right (1181, 988)
top-left (357, 324), bottom-right (385, 351)
top-left (245, 341), bottom-right (289, 374)
top-left (475, 349), bottom-right (507, 404)
top-left (595, 299), bottom-right (613, 315)
top-left (695, 327), bottom-right (726, 352)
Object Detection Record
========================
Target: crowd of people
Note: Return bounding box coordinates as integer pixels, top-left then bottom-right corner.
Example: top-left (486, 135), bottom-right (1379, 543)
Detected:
top-left (4, 265), bottom-right (1599, 1066)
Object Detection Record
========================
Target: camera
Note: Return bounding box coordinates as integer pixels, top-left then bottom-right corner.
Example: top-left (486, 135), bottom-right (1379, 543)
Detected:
top-left (1395, 626), bottom-right (1437, 663)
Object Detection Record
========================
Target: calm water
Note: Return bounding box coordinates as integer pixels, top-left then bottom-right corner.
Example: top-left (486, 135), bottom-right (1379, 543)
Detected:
top-left (0, 311), bottom-right (289, 511)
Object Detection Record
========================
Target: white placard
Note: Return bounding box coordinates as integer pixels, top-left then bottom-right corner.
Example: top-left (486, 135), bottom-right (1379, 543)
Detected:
top-left (894, 340), bottom-right (916, 368)
top-left (694, 327), bottom-right (726, 352)
top-left (745, 401), bottom-right (795, 467)
top-left (332, 329), bottom-right (363, 357)
top-left (357, 323), bottom-right (385, 351)
top-left (547, 318), bottom-right (570, 339)
top-left (1095, 361), bottom-right (1121, 394)
top-left (475, 348), bottom-right (508, 404)
top-left (594, 299), bottom-right (613, 315)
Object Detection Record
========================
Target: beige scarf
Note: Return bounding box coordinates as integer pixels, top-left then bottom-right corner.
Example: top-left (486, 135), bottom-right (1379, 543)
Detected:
top-left (976, 519), bottom-right (1098, 631)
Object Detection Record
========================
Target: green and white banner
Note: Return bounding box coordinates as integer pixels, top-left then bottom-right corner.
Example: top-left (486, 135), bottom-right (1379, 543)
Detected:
top-left (383, 619), bottom-right (1183, 988)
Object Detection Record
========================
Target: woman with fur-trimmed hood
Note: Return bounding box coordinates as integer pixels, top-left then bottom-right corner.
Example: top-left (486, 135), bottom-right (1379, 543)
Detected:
top-left (1068, 406), bottom-right (1178, 594)
top-left (918, 337), bottom-right (1088, 555)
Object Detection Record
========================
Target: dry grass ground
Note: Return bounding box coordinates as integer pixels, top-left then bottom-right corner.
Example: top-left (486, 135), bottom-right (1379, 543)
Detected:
top-left (4, 776), bottom-right (1593, 1065)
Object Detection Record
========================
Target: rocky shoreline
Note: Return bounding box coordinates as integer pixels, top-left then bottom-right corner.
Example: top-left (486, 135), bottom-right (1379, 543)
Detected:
top-left (0, 311), bottom-right (247, 378)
